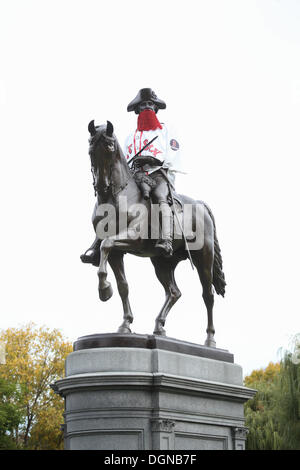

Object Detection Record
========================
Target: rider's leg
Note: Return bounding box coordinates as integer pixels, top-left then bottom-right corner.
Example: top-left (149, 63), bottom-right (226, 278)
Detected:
top-left (134, 170), bottom-right (156, 200)
top-left (139, 181), bottom-right (152, 200)
top-left (151, 172), bottom-right (173, 256)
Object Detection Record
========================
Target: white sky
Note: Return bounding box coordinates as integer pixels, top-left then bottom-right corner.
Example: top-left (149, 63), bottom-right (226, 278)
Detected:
top-left (0, 0), bottom-right (299, 376)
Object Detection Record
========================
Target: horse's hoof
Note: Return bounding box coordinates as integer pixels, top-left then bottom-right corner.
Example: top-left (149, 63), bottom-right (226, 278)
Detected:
top-left (99, 283), bottom-right (113, 302)
top-left (117, 325), bottom-right (132, 334)
top-left (205, 337), bottom-right (216, 348)
top-left (153, 326), bottom-right (166, 336)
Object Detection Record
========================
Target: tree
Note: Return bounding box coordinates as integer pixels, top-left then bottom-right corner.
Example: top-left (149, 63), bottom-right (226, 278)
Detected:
top-left (0, 323), bottom-right (72, 449)
top-left (0, 378), bottom-right (24, 449)
top-left (244, 336), bottom-right (300, 450)
top-left (274, 340), bottom-right (300, 449)
top-left (244, 362), bottom-right (282, 450)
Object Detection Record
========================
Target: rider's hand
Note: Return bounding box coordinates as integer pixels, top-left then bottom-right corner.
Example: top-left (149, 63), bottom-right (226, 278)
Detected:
top-left (134, 156), bottom-right (162, 167)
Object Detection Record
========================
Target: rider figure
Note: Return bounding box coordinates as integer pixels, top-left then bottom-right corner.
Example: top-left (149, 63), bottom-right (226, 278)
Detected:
top-left (125, 88), bottom-right (182, 256)
top-left (81, 88), bottom-right (182, 263)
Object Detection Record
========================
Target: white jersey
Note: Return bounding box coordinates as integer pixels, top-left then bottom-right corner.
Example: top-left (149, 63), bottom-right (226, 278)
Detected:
top-left (124, 123), bottom-right (182, 185)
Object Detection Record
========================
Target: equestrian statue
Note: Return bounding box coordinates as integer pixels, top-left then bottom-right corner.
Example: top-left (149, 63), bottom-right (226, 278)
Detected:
top-left (80, 88), bottom-right (226, 347)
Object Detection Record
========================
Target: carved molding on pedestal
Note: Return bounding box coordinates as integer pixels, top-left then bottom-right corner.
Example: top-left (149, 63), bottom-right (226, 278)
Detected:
top-left (151, 419), bottom-right (176, 433)
top-left (231, 426), bottom-right (248, 450)
top-left (232, 427), bottom-right (248, 439)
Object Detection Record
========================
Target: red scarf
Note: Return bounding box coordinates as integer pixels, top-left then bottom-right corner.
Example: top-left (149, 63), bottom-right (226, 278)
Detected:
top-left (137, 109), bottom-right (163, 131)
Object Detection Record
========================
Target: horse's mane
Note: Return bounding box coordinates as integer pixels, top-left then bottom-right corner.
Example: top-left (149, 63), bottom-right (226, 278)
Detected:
top-left (88, 124), bottom-right (132, 197)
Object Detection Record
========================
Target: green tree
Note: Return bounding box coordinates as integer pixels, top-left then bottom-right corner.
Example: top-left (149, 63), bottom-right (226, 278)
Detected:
top-left (0, 323), bottom-right (72, 449)
top-left (244, 336), bottom-right (300, 450)
top-left (244, 362), bottom-right (282, 449)
top-left (0, 378), bottom-right (25, 449)
top-left (274, 339), bottom-right (300, 449)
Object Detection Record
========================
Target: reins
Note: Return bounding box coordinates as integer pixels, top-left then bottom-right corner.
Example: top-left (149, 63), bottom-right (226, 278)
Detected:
top-left (90, 135), bottom-right (130, 200)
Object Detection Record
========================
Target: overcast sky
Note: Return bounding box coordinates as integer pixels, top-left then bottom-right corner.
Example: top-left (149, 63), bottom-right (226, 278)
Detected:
top-left (0, 0), bottom-right (299, 376)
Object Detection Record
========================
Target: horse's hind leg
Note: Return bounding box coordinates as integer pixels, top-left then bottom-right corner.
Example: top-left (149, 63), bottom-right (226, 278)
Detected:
top-left (151, 257), bottom-right (181, 336)
top-left (108, 252), bottom-right (133, 334)
top-left (191, 249), bottom-right (216, 348)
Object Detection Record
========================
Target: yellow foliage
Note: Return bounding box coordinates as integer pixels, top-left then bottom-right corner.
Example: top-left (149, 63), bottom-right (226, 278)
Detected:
top-left (0, 323), bottom-right (72, 449)
top-left (29, 400), bottom-right (65, 450)
top-left (244, 362), bottom-right (281, 388)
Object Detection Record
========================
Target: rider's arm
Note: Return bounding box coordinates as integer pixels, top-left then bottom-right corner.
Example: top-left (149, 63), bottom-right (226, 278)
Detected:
top-left (162, 125), bottom-right (184, 176)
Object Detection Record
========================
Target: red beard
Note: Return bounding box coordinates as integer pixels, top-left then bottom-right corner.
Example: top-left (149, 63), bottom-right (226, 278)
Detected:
top-left (137, 109), bottom-right (163, 131)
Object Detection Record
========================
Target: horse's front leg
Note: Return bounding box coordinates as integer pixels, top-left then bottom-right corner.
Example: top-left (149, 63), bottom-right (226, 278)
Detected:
top-left (98, 238), bottom-right (114, 301)
top-left (108, 252), bottom-right (133, 334)
top-left (97, 232), bottom-right (135, 302)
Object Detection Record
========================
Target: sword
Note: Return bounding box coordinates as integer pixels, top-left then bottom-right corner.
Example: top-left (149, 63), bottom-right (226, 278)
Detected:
top-left (159, 168), bottom-right (194, 270)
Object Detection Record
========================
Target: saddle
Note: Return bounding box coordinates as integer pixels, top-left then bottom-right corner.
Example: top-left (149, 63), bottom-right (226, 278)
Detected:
top-left (133, 170), bottom-right (183, 210)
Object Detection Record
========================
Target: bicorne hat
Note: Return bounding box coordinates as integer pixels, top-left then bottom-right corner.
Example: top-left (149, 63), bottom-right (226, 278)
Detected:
top-left (127, 88), bottom-right (166, 114)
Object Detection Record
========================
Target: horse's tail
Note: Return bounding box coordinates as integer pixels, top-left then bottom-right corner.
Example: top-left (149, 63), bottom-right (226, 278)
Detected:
top-left (203, 203), bottom-right (226, 297)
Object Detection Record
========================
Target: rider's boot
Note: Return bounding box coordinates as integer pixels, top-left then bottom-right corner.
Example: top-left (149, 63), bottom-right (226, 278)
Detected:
top-left (80, 237), bottom-right (101, 266)
top-left (155, 202), bottom-right (173, 257)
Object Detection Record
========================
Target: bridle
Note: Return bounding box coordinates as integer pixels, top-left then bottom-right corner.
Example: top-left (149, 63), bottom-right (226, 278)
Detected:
top-left (89, 132), bottom-right (129, 200)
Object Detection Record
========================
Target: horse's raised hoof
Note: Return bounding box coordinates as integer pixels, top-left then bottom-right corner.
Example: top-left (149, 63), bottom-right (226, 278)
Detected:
top-left (205, 336), bottom-right (216, 348)
top-left (99, 283), bottom-right (113, 302)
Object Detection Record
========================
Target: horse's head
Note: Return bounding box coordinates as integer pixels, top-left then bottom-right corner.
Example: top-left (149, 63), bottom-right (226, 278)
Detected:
top-left (88, 120), bottom-right (130, 199)
top-left (88, 120), bottom-right (117, 197)
top-left (88, 120), bottom-right (116, 159)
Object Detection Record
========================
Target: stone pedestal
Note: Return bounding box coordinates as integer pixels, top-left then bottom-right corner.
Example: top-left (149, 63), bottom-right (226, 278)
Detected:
top-left (52, 334), bottom-right (255, 450)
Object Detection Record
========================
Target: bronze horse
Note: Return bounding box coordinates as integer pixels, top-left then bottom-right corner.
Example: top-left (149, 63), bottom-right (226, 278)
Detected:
top-left (84, 120), bottom-right (226, 347)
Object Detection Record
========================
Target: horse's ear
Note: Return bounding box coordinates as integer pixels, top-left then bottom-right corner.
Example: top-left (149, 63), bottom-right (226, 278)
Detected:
top-left (88, 120), bottom-right (96, 136)
top-left (106, 120), bottom-right (114, 137)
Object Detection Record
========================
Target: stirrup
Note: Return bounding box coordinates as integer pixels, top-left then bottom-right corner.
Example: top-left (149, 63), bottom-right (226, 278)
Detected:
top-left (80, 250), bottom-right (100, 266)
top-left (155, 239), bottom-right (173, 257)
